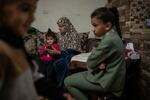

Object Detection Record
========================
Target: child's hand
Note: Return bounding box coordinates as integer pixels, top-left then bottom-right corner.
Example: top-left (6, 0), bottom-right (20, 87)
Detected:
top-left (98, 63), bottom-right (106, 70)
top-left (47, 49), bottom-right (54, 54)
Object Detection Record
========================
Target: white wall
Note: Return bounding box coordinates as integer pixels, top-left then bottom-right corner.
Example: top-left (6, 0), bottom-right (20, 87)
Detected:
top-left (32, 0), bottom-right (107, 38)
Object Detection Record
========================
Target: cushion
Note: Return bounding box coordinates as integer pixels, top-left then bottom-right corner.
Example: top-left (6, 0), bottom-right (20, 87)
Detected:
top-left (25, 30), bottom-right (90, 55)
top-left (24, 27), bottom-right (46, 56)
top-left (86, 38), bottom-right (101, 52)
top-left (78, 32), bottom-right (90, 52)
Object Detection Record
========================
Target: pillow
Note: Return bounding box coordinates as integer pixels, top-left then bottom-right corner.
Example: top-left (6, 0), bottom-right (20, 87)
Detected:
top-left (24, 27), bottom-right (46, 56)
top-left (86, 38), bottom-right (101, 52)
top-left (78, 32), bottom-right (90, 52)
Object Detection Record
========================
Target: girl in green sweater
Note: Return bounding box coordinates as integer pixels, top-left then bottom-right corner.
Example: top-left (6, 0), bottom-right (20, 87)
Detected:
top-left (64, 7), bottom-right (126, 100)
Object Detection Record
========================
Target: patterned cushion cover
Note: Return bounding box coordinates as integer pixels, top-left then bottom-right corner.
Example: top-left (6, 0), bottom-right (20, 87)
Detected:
top-left (78, 32), bottom-right (90, 52)
top-left (24, 29), bottom-right (90, 56)
top-left (24, 27), bottom-right (46, 57)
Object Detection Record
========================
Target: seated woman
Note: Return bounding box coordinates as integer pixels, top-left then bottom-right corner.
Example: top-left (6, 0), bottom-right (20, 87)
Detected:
top-left (49, 17), bottom-right (81, 90)
top-left (56, 17), bottom-right (81, 52)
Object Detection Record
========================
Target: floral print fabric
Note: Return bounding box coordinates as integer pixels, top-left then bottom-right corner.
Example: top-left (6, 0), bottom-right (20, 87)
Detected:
top-left (56, 17), bottom-right (81, 52)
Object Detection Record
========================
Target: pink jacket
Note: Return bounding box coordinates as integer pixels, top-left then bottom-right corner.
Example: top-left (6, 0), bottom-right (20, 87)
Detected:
top-left (38, 43), bottom-right (61, 62)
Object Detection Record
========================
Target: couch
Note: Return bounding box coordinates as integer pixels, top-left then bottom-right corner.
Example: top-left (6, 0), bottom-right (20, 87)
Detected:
top-left (24, 27), bottom-right (101, 63)
top-left (25, 28), bottom-right (141, 100)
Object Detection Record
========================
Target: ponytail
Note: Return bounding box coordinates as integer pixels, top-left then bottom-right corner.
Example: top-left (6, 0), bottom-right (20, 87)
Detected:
top-left (109, 7), bottom-right (122, 38)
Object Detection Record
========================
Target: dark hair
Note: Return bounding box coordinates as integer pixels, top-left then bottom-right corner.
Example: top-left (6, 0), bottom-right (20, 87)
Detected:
top-left (0, 0), bottom-right (38, 12)
top-left (0, 0), bottom-right (14, 4)
top-left (109, 7), bottom-right (122, 38)
top-left (46, 28), bottom-right (58, 43)
top-left (0, 0), bottom-right (38, 24)
top-left (0, 0), bottom-right (13, 18)
top-left (91, 7), bottom-right (122, 38)
top-left (0, 0), bottom-right (18, 10)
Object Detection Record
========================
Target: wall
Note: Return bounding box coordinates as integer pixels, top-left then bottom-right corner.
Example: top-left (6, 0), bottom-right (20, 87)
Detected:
top-left (111, 0), bottom-right (130, 38)
top-left (111, 0), bottom-right (150, 100)
top-left (130, 0), bottom-right (150, 100)
top-left (32, 0), bottom-right (107, 38)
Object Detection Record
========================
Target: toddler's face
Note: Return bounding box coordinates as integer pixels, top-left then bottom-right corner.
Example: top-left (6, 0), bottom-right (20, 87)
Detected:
top-left (46, 36), bottom-right (54, 45)
top-left (91, 17), bottom-right (109, 37)
top-left (1, 0), bottom-right (37, 37)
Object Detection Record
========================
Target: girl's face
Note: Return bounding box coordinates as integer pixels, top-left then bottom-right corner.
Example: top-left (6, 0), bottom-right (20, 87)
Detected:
top-left (91, 16), bottom-right (110, 37)
top-left (1, 0), bottom-right (37, 37)
top-left (58, 23), bottom-right (66, 34)
top-left (46, 36), bottom-right (54, 45)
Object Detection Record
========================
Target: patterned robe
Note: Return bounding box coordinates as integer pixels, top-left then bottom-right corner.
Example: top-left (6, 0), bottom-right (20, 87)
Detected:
top-left (56, 17), bottom-right (81, 52)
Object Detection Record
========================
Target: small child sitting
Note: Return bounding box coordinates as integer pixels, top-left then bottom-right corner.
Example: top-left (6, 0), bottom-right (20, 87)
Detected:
top-left (38, 29), bottom-right (61, 78)
top-left (39, 29), bottom-right (61, 62)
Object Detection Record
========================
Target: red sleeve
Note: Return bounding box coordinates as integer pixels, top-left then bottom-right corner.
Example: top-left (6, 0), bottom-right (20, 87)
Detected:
top-left (38, 45), bottom-right (46, 55)
top-left (51, 43), bottom-right (61, 51)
